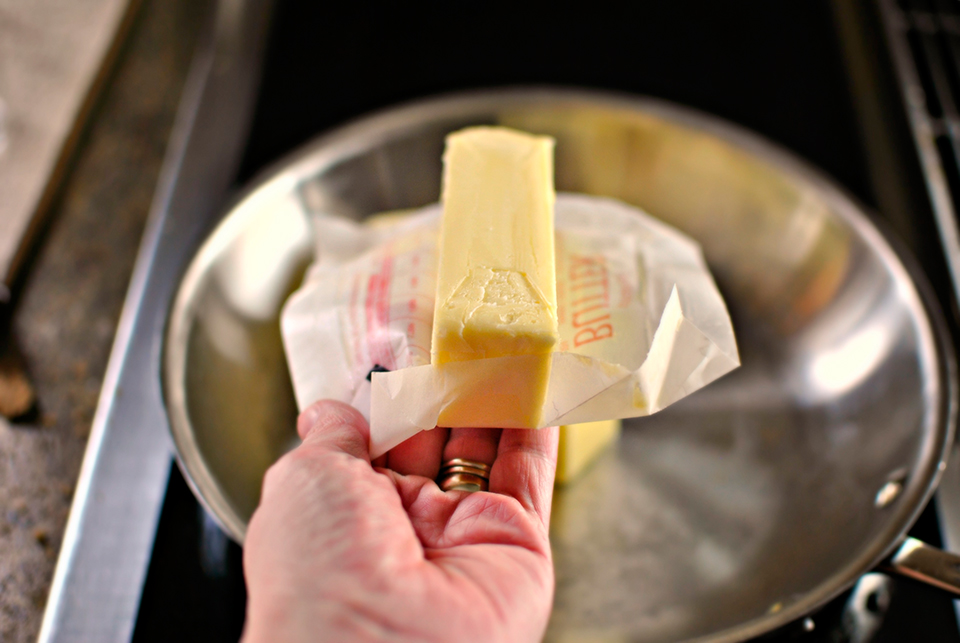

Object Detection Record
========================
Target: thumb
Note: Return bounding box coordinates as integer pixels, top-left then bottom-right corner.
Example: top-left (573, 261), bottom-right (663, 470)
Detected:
top-left (296, 399), bottom-right (371, 462)
top-left (252, 399), bottom-right (410, 563)
top-left (245, 399), bottom-right (417, 640)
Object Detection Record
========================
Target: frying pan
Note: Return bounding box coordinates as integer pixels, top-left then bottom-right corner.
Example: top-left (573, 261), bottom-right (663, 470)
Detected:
top-left (163, 89), bottom-right (960, 642)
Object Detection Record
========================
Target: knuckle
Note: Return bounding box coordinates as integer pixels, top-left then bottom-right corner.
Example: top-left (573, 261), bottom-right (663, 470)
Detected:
top-left (304, 403), bottom-right (366, 438)
top-left (261, 449), bottom-right (320, 497)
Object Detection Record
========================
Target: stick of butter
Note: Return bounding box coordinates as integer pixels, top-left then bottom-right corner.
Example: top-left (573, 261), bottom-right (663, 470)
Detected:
top-left (556, 420), bottom-right (622, 485)
top-left (431, 127), bottom-right (559, 428)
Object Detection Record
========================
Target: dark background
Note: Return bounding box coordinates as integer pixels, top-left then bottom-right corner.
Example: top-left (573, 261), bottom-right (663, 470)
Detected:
top-left (238, 1), bottom-right (872, 207)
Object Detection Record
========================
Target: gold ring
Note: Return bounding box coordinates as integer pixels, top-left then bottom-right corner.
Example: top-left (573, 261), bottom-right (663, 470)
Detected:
top-left (438, 458), bottom-right (490, 492)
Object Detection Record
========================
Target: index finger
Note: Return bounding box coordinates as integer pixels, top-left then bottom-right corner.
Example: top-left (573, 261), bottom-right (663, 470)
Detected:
top-left (489, 426), bottom-right (559, 527)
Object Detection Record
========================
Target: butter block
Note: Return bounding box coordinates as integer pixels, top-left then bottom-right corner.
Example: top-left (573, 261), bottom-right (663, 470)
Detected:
top-left (432, 127), bottom-right (559, 428)
top-left (556, 419), bottom-right (621, 485)
top-left (364, 208), bottom-right (417, 228)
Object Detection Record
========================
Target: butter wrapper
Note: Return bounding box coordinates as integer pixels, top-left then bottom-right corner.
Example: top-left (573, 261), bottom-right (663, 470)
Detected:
top-left (281, 194), bottom-right (739, 457)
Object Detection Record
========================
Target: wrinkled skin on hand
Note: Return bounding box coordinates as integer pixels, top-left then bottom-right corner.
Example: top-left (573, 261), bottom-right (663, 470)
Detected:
top-left (242, 400), bottom-right (558, 643)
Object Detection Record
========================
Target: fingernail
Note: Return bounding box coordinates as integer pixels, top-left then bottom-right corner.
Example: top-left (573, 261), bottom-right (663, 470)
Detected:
top-left (299, 402), bottom-right (323, 436)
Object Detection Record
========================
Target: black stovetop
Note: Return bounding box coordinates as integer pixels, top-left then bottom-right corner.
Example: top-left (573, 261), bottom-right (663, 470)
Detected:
top-left (131, 1), bottom-right (960, 641)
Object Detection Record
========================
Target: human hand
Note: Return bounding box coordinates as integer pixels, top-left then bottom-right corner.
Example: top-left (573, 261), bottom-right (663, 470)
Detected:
top-left (242, 400), bottom-right (559, 643)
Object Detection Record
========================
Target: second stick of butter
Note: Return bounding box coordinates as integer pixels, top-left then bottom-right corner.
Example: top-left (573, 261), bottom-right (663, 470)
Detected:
top-left (431, 127), bottom-right (559, 428)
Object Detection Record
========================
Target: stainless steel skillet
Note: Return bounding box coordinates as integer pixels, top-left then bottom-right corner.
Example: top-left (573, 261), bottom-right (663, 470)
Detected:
top-left (163, 88), bottom-right (959, 642)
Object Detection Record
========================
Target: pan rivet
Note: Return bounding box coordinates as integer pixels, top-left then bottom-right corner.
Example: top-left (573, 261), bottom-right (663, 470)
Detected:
top-left (803, 617), bottom-right (815, 632)
top-left (875, 480), bottom-right (902, 508)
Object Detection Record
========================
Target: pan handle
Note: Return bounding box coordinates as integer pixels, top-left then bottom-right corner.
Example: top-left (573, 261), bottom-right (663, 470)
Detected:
top-left (885, 537), bottom-right (960, 593)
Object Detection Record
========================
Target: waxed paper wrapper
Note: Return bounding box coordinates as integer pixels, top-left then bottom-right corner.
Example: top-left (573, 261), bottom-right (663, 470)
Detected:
top-left (281, 194), bottom-right (739, 457)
